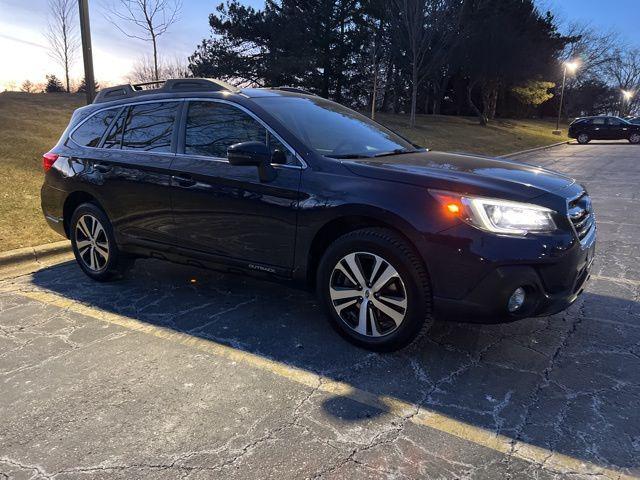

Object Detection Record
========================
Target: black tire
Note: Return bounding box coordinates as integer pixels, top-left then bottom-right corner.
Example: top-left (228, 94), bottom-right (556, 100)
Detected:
top-left (629, 133), bottom-right (640, 144)
top-left (316, 228), bottom-right (432, 352)
top-left (70, 203), bottom-right (133, 282)
top-left (577, 133), bottom-right (590, 144)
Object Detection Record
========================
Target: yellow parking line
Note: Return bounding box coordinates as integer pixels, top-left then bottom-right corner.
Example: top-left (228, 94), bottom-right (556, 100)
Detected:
top-left (591, 275), bottom-right (640, 287)
top-left (4, 287), bottom-right (637, 480)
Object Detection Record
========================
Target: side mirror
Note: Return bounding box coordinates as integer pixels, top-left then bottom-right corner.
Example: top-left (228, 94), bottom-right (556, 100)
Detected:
top-left (227, 141), bottom-right (277, 182)
top-left (227, 141), bottom-right (270, 166)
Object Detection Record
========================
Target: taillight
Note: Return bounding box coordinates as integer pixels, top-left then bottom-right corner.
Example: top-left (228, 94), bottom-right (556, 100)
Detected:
top-left (42, 152), bottom-right (59, 172)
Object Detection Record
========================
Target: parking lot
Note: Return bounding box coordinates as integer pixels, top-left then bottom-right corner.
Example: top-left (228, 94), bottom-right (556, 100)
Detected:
top-left (1, 142), bottom-right (639, 479)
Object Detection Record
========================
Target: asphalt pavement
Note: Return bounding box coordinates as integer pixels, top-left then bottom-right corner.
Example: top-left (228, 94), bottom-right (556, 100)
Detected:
top-left (1, 141), bottom-right (639, 479)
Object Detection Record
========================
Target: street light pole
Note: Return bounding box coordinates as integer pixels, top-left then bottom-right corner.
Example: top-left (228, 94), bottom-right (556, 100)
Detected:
top-left (555, 64), bottom-right (567, 133)
top-left (554, 61), bottom-right (578, 134)
top-left (78, 0), bottom-right (96, 104)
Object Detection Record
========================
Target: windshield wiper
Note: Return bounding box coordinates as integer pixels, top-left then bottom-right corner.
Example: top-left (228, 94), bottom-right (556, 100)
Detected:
top-left (326, 153), bottom-right (373, 159)
top-left (372, 148), bottom-right (420, 158)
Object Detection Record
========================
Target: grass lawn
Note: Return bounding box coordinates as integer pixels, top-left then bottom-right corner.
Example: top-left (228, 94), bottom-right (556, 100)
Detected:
top-left (376, 112), bottom-right (568, 156)
top-left (0, 92), bottom-right (568, 252)
top-left (0, 92), bottom-right (83, 251)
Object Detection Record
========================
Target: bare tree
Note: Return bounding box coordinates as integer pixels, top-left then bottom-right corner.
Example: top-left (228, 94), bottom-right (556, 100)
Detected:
top-left (603, 48), bottom-right (640, 115)
top-left (105, 0), bottom-right (182, 81)
top-left (45, 0), bottom-right (79, 93)
top-left (21, 80), bottom-right (36, 93)
top-left (125, 54), bottom-right (190, 84)
top-left (392, 0), bottom-right (459, 127)
top-left (562, 23), bottom-right (618, 75)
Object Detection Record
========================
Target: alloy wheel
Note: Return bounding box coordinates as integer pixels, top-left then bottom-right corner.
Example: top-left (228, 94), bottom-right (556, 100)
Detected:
top-left (630, 133), bottom-right (640, 144)
top-left (75, 214), bottom-right (110, 271)
top-left (329, 252), bottom-right (407, 337)
top-left (578, 134), bottom-right (589, 144)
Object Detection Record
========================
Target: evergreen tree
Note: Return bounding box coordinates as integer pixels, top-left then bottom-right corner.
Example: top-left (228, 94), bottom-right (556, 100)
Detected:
top-left (189, 0), bottom-right (370, 104)
top-left (189, 0), bottom-right (572, 119)
top-left (45, 74), bottom-right (65, 93)
top-left (453, 0), bottom-right (570, 123)
top-left (77, 77), bottom-right (100, 93)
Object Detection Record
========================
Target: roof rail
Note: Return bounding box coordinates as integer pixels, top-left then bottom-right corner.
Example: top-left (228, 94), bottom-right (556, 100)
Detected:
top-left (93, 78), bottom-right (239, 104)
top-left (271, 86), bottom-right (315, 96)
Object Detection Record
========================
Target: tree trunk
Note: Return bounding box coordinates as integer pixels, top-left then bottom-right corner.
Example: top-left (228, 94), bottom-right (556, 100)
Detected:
top-left (335, 3), bottom-right (346, 103)
top-left (467, 80), bottom-right (487, 125)
top-left (152, 35), bottom-right (159, 81)
top-left (424, 82), bottom-right (431, 115)
top-left (432, 74), bottom-right (448, 115)
top-left (380, 61), bottom-right (394, 112)
top-left (393, 65), bottom-right (401, 114)
top-left (65, 57), bottom-right (70, 93)
top-left (410, 63), bottom-right (418, 127)
top-left (482, 83), bottom-right (499, 120)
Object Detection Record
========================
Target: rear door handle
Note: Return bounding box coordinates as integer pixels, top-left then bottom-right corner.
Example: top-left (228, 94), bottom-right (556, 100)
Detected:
top-left (172, 174), bottom-right (197, 187)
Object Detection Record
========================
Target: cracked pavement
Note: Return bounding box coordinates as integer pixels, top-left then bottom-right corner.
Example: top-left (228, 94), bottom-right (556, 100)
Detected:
top-left (1, 142), bottom-right (639, 479)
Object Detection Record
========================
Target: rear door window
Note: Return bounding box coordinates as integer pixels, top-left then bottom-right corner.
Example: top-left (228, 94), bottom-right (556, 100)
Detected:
top-left (71, 108), bottom-right (119, 147)
top-left (592, 117), bottom-right (606, 125)
top-left (121, 102), bottom-right (179, 152)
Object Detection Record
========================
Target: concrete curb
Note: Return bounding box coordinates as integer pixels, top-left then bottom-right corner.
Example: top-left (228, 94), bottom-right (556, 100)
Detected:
top-left (502, 140), bottom-right (572, 158)
top-left (0, 240), bottom-right (72, 269)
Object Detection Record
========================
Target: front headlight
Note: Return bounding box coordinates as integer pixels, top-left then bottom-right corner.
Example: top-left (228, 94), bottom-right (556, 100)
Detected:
top-left (431, 190), bottom-right (557, 235)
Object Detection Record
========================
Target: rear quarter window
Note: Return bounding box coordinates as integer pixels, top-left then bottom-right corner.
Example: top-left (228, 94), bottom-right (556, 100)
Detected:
top-left (70, 108), bottom-right (119, 147)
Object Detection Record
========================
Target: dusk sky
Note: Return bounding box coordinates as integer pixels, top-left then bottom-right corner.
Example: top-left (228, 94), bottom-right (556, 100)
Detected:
top-left (0, 0), bottom-right (638, 91)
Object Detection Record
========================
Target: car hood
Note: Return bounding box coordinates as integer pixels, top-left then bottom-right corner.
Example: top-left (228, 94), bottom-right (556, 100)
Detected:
top-left (342, 150), bottom-right (576, 200)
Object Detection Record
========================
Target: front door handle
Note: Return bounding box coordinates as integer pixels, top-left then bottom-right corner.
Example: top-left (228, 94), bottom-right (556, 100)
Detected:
top-left (172, 174), bottom-right (197, 187)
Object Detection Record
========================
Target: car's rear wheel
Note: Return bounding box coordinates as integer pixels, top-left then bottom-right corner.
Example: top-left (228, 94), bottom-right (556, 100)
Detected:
top-left (317, 228), bottom-right (432, 352)
top-left (629, 133), bottom-right (640, 144)
top-left (70, 203), bottom-right (133, 281)
top-left (577, 133), bottom-right (590, 144)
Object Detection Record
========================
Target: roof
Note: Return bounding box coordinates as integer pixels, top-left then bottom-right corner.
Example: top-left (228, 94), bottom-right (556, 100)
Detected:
top-left (93, 78), bottom-right (239, 104)
top-left (93, 79), bottom-right (317, 104)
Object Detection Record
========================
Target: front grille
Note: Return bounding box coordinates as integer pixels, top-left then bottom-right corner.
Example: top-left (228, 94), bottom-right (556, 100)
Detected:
top-left (568, 191), bottom-right (595, 242)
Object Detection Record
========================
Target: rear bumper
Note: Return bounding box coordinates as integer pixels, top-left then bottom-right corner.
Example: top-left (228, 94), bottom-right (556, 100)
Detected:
top-left (41, 184), bottom-right (67, 237)
top-left (432, 230), bottom-right (596, 324)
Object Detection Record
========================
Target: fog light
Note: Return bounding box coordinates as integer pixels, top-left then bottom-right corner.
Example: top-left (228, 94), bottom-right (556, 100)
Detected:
top-left (508, 287), bottom-right (526, 312)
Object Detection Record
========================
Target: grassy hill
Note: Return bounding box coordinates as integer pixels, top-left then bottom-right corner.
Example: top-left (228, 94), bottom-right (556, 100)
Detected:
top-left (0, 92), bottom-right (568, 251)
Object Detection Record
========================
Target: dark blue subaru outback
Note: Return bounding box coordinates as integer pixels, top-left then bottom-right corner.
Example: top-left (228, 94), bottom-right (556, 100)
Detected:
top-left (41, 79), bottom-right (596, 351)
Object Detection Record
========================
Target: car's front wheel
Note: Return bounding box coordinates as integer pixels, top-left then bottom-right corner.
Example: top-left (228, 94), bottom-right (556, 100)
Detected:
top-left (70, 203), bottom-right (133, 281)
top-left (629, 133), bottom-right (640, 144)
top-left (317, 228), bottom-right (432, 352)
top-left (577, 133), bottom-right (590, 144)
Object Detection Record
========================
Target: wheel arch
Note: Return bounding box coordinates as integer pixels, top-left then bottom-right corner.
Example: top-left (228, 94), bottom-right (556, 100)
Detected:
top-left (302, 209), bottom-right (428, 286)
top-left (62, 191), bottom-right (104, 237)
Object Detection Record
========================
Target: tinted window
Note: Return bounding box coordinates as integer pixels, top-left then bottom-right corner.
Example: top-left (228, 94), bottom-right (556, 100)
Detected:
top-left (122, 102), bottom-right (178, 152)
top-left (185, 102), bottom-right (266, 158)
top-left (608, 117), bottom-right (626, 126)
top-left (592, 117), bottom-right (606, 125)
top-left (71, 109), bottom-right (118, 147)
top-left (252, 96), bottom-right (416, 158)
top-left (103, 109), bottom-right (126, 149)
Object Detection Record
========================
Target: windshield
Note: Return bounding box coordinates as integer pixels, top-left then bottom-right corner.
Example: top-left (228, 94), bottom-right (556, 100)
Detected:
top-left (253, 96), bottom-right (418, 158)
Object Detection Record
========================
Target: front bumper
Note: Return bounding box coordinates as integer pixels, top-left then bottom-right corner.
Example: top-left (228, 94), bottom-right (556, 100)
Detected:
top-left (431, 228), bottom-right (596, 324)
